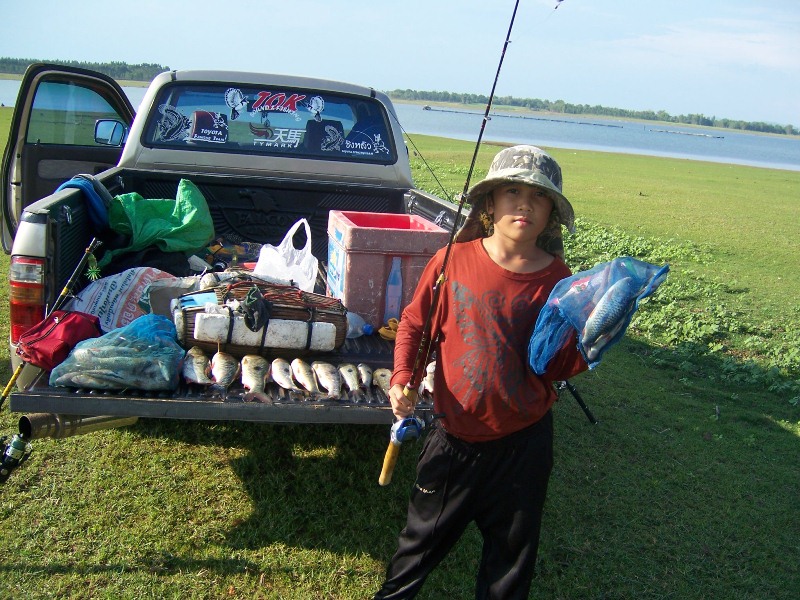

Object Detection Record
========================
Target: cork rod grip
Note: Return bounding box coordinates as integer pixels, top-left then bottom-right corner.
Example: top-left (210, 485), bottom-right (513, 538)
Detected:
top-left (378, 441), bottom-right (402, 486)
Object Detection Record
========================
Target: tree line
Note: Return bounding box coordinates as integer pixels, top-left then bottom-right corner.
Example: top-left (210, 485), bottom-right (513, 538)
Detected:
top-left (388, 89), bottom-right (798, 137)
top-left (2, 58), bottom-right (793, 135)
top-left (0, 57), bottom-right (168, 82)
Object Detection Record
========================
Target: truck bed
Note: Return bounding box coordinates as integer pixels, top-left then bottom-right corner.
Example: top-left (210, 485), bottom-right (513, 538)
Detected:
top-left (9, 169), bottom-right (453, 424)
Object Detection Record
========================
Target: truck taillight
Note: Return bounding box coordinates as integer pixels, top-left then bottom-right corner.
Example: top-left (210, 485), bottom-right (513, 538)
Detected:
top-left (9, 257), bottom-right (46, 343)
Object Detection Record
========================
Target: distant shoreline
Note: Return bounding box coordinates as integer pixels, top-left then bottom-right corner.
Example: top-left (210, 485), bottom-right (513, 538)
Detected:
top-left (1, 72), bottom-right (796, 138)
top-left (395, 99), bottom-right (799, 140)
top-left (0, 72), bottom-right (148, 87)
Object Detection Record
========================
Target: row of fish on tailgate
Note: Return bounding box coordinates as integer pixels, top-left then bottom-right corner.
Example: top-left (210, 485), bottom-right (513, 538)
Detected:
top-left (183, 345), bottom-right (436, 400)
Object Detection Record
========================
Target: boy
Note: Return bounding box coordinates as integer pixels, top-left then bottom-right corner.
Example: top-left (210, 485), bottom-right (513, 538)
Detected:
top-left (374, 145), bottom-right (588, 599)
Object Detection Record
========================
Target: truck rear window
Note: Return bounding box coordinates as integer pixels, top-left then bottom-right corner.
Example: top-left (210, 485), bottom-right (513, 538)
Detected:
top-left (141, 82), bottom-right (396, 164)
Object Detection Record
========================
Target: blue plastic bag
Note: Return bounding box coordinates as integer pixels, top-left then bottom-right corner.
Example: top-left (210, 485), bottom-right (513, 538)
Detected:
top-left (529, 257), bottom-right (669, 373)
top-left (49, 314), bottom-right (184, 391)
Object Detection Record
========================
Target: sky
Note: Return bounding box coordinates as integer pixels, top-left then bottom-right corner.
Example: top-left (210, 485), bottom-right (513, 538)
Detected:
top-left (3, 0), bottom-right (799, 126)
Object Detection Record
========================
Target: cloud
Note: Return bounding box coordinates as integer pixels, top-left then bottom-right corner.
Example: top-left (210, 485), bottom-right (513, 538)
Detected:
top-left (608, 18), bottom-right (800, 72)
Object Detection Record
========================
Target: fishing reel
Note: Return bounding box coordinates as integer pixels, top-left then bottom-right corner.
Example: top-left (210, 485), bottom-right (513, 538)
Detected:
top-left (390, 416), bottom-right (426, 445)
top-left (0, 433), bottom-right (32, 484)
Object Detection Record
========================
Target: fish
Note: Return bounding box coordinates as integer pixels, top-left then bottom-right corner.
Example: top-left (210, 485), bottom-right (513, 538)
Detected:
top-left (271, 357), bottom-right (301, 391)
top-left (338, 363), bottom-right (361, 393)
top-left (241, 354), bottom-right (271, 394)
top-left (291, 358), bottom-right (320, 394)
top-left (373, 368), bottom-right (393, 396)
top-left (51, 370), bottom-right (130, 389)
top-left (182, 346), bottom-right (214, 386)
top-left (581, 276), bottom-right (638, 361)
top-left (209, 351), bottom-right (240, 393)
top-left (357, 363), bottom-right (373, 388)
top-left (71, 345), bottom-right (143, 361)
top-left (51, 357), bottom-right (177, 391)
top-left (312, 361), bottom-right (342, 399)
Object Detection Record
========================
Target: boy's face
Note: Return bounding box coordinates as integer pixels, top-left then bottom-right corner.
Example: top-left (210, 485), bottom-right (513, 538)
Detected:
top-left (487, 183), bottom-right (554, 244)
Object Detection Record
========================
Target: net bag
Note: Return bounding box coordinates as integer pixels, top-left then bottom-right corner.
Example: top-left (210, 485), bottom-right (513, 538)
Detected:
top-left (529, 256), bottom-right (669, 373)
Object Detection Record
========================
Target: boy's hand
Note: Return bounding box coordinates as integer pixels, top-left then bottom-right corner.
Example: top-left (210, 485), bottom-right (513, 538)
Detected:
top-left (388, 383), bottom-right (416, 419)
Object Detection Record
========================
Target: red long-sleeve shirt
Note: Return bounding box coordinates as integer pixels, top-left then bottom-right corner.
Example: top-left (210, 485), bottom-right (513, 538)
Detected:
top-left (392, 239), bottom-right (587, 442)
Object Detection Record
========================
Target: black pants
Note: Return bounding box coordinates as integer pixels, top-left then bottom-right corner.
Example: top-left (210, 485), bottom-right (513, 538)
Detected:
top-left (374, 411), bottom-right (554, 600)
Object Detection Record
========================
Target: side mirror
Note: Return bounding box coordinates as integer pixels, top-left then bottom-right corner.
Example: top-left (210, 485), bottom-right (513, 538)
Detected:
top-left (94, 119), bottom-right (128, 147)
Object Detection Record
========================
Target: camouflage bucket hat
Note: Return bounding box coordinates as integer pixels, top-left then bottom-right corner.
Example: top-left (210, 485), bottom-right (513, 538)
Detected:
top-left (456, 145), bottom-right (575, 258)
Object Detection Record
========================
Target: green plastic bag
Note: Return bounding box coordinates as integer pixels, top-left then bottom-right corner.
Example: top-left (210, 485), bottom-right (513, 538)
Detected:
top-left (99, 179), bottom-right (214, 268)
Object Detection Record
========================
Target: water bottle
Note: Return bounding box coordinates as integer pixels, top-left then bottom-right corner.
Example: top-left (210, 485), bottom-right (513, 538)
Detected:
top-left (384, 256), bottom-right (403, 323)
top-left (346, 312), bottom-right (374, 338)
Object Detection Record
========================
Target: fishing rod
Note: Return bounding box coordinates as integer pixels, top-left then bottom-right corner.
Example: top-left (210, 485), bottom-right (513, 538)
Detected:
top-left (0, 237), bottom-right (102, 410)
top-left (0, 237), bottom-right (102, 484)
top-left (379, 0), bottom-right (524, 486)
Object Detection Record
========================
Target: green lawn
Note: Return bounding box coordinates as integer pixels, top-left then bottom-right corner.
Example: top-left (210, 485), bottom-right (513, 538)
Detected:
top-left (0, 108), bottom-right (798, 599)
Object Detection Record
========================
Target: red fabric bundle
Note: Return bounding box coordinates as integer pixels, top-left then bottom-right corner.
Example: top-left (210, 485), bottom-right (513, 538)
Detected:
top-left (16, 311), bottom-right (102, 371)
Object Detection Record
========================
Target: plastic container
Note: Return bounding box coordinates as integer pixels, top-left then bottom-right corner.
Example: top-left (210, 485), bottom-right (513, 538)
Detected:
top-left (327, 211), bottom-right (449, 328)
top-left (346, 312), bottom-right (375, 338)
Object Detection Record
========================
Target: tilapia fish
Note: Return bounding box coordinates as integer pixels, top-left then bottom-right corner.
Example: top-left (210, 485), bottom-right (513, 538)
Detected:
top-left (338, 363), bottom-right (360, 393)
top-left (357, 363), bottom-right (373, 388)
top-left (291, 358), bottom-right (320, 394)
top-left (182, 346), bottom-right (214, 386)
top-left (271, 357), bottom-right (301, 391)
top-left (312, 361), bottom-right (342, 399)
top-left (51, 360), bottom-right (174, 391)
top-left (373, 368), bottom-right (392, 396)
top-left (210, 351), bottom-right (240, 393)
top-left (581, 276), bottom-right (638, 360)
top-left (241, 354), bottom-right (271, 394)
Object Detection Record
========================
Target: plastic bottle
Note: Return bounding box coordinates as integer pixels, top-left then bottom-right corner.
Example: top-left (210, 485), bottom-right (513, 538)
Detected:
top-left (384, 256), bottom-right (403, 323)
top-left (346, 312), bottom-right (374, 338)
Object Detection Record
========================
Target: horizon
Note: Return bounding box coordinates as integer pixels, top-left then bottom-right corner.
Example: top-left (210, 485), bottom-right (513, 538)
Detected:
top-left (3, 1), bottom-right (799, 127)
top-left (0, 64), bottom-right (794, 132)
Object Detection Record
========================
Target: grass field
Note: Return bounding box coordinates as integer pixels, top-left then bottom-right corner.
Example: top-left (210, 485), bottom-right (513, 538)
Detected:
top-left (0, 107), bottom-right (798, 599)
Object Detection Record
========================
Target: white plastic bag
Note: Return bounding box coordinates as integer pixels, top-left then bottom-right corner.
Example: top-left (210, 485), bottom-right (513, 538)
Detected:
top-left (253, 218), bottom-right (318, 292)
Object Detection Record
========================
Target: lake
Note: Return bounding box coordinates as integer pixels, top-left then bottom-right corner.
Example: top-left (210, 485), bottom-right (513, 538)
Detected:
top-left (392, 104), bottom-right (800, 172)
top-left (2, 78), bottom-right (799, 172)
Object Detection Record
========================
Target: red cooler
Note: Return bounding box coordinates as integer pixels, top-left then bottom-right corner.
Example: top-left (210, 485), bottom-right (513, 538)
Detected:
top-left (327, 211), bottom-right (449, 328)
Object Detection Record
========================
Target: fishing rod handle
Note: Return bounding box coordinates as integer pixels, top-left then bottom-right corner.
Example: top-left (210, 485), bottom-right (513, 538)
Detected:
top-left (0, 363), bottom-right (25, 409)
top-left (378, 440), bottom-right (401, 486)
top-left (377, 386), bottom-right (419, 486)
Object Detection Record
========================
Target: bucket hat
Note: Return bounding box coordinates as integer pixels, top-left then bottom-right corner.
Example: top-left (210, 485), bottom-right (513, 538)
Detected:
top-left (456, 145), bottom-right (575, 258)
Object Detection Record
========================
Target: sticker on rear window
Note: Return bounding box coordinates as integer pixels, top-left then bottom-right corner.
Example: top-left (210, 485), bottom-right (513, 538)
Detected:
top-left (190, 111), bottom-right (228, 143)
top-left (155, 104), bottom-right (191, 141)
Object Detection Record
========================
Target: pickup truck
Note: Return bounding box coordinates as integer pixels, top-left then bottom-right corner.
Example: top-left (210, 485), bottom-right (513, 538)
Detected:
top-left (1, 63), bottom-right (461, 438)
